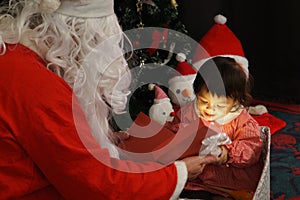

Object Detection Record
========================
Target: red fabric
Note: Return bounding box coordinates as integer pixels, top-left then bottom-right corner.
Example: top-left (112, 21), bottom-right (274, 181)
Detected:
top-left (0, 44), bottom-right (178, 199)
top-left (165, 101), bottom-right (263, 196)
top-left (145, 29), bottom-right (168, 55)
top-left (252, 99), bottom-right (300, 114)
top-left (119, 112), bottom-right (218, 163)
top-left (252, 113), bottom-right (286, 135)
top-left (172, 104), bottom-right (180, 114)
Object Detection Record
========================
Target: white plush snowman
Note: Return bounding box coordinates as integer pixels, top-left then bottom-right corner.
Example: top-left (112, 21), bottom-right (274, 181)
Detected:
top-left (148, 84), bottom-right (175, 125)
top-left (168, 53), bottom-right (197, 113)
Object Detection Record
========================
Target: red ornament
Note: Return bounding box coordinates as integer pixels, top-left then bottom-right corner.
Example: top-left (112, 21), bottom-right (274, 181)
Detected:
top-left (134, 41), bottom-right (140, 48)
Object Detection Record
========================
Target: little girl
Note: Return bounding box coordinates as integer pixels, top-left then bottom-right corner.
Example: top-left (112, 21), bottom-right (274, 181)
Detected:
top-left (165, 56), bottom-right (263, 199)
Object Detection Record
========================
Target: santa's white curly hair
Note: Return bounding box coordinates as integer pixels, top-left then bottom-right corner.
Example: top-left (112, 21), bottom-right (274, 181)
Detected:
top-left (0, 0), bottom-right (132, 158)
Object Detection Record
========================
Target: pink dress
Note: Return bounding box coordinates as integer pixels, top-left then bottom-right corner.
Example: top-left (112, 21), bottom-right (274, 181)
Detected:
top-left (165, 100), bottom-right (263, 196)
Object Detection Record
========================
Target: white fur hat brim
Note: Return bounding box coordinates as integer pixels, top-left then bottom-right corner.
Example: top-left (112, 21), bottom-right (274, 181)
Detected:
top-left (55, 0), bottom-right (114, 18)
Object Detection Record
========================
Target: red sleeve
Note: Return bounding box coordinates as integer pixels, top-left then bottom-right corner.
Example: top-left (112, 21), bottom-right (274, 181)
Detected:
top-left (225, 117), bottom-right (263, 168)
top-left (0, 45), bottom-right (179, 199)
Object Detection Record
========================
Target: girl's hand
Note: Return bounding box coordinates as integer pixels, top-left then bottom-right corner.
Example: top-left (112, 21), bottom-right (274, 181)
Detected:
top-left (201, 146), bottom-right (228, 165)
top-left (216, 146), bottom-right (228, 165)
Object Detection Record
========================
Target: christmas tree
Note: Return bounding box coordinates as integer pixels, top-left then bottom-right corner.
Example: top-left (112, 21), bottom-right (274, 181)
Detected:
top-left (115, 0), bottom-right (191, 66)
top-left (113, 0), bottom-right (193, 128)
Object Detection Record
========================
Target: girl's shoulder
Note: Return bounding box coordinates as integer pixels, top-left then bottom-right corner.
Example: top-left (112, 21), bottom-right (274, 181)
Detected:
top-left (234, 108), bottom-right (259, 128)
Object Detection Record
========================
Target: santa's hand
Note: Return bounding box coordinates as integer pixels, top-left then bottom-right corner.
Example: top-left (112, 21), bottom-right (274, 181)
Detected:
top-left (110, 131), bottom-right (130, 145)
top-left (199, 148), bottom-right (228, 165)
top-left (181, 156), bottom-right (207, 180)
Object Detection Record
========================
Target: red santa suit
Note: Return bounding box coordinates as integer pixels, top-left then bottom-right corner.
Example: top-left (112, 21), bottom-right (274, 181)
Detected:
top-left (0, 44), bottom-right (186, 199)
top-left (165, 100), bottom-right (263, 197)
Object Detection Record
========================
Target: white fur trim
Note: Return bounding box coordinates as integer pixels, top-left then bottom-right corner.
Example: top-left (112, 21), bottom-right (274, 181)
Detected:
top-left (193, 55), bottom-right (249, 78)
top-left (55, 0), bottom-right (114, 18)
top-left (214, 14), bottom-right (227, 24)
top-left (248, 105), bottom-right (268, 115)
top-left (153, 97), bottom-right (170, 104)
top-left (176, 53), bottom-right (186, 62)
top-left (170, 161), bottom-right (187, 200)
top-left (168, 74), bottom-right (196, 85)
top-left (39, 0), bottom-right (61, 13)
top-left (216, 106), bottom-right (244, 125)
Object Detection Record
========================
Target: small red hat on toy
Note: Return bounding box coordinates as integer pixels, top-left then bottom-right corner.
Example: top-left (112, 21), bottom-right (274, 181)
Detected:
top-left (149, 83), bottom-right (169, 103)
top-left (175, 53), bottom-right (197, 77)
top-left (169, 53), bottom-right (197, 86)
top-left (193, 14), bottom-right (249, 78)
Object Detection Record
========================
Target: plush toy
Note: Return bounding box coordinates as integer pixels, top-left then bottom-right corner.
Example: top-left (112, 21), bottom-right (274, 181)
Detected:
top-left (148, 83), bottom-right (175, 125)
top-left (168, 53), bottom-right (197, 113)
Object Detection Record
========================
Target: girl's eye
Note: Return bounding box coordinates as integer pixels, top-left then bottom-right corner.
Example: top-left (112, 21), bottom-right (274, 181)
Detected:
top-left (176, 89), bottom-right (180, 94)
top-left (199, 99), bottom-right (208, 104)
top-left (217, 105), bottom-right (226, 108)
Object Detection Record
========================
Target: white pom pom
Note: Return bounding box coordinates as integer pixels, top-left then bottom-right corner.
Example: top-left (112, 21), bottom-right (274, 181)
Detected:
top-left (176, 53), bottom-right (186, 62)
top-left (39, 0), bottom-right (61, 13)
top-left (148, 83), bottom-right (155, 91)
top-left (214, 14), bottom-right (227, 25)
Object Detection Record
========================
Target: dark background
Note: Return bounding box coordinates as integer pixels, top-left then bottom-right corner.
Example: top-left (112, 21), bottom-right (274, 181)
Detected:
top-left (177, 0), bottom-right (300, 104)
top-left (3, 0), bottom-right (299, 104)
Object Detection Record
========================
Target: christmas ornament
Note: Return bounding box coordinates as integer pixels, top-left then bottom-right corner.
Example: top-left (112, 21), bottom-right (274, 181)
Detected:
top-left (145, 29), bottom-right (169, 55)
top-left (170, 0), bottom-right (178, 8)
top-left (136, 0), bottom-right (144, 28)
top-left (142, 0), bottom-right (156, 6)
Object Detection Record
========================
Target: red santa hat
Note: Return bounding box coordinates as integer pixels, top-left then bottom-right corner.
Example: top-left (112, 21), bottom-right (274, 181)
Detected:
top-left (175, 53), bottom-right (196, 76)
top-left (148, 84), bottom-right (170, 104)
top-left (170, 53), bottom-right (197, 83)
top-left (193, 14), bottom-right (249, 77)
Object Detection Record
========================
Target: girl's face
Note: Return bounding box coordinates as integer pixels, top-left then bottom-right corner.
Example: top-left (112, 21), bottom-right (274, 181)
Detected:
top-left (196, 87), bottom-right (237, 121)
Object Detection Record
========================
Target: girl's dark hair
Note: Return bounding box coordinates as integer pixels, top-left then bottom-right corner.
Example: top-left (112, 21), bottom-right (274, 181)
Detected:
top-left (193, 56), bottom-right (253, 107)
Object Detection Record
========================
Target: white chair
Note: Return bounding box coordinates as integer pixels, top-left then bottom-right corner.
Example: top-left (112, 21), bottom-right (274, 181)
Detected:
top-left (252, 126), bottom-right (271, 200)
